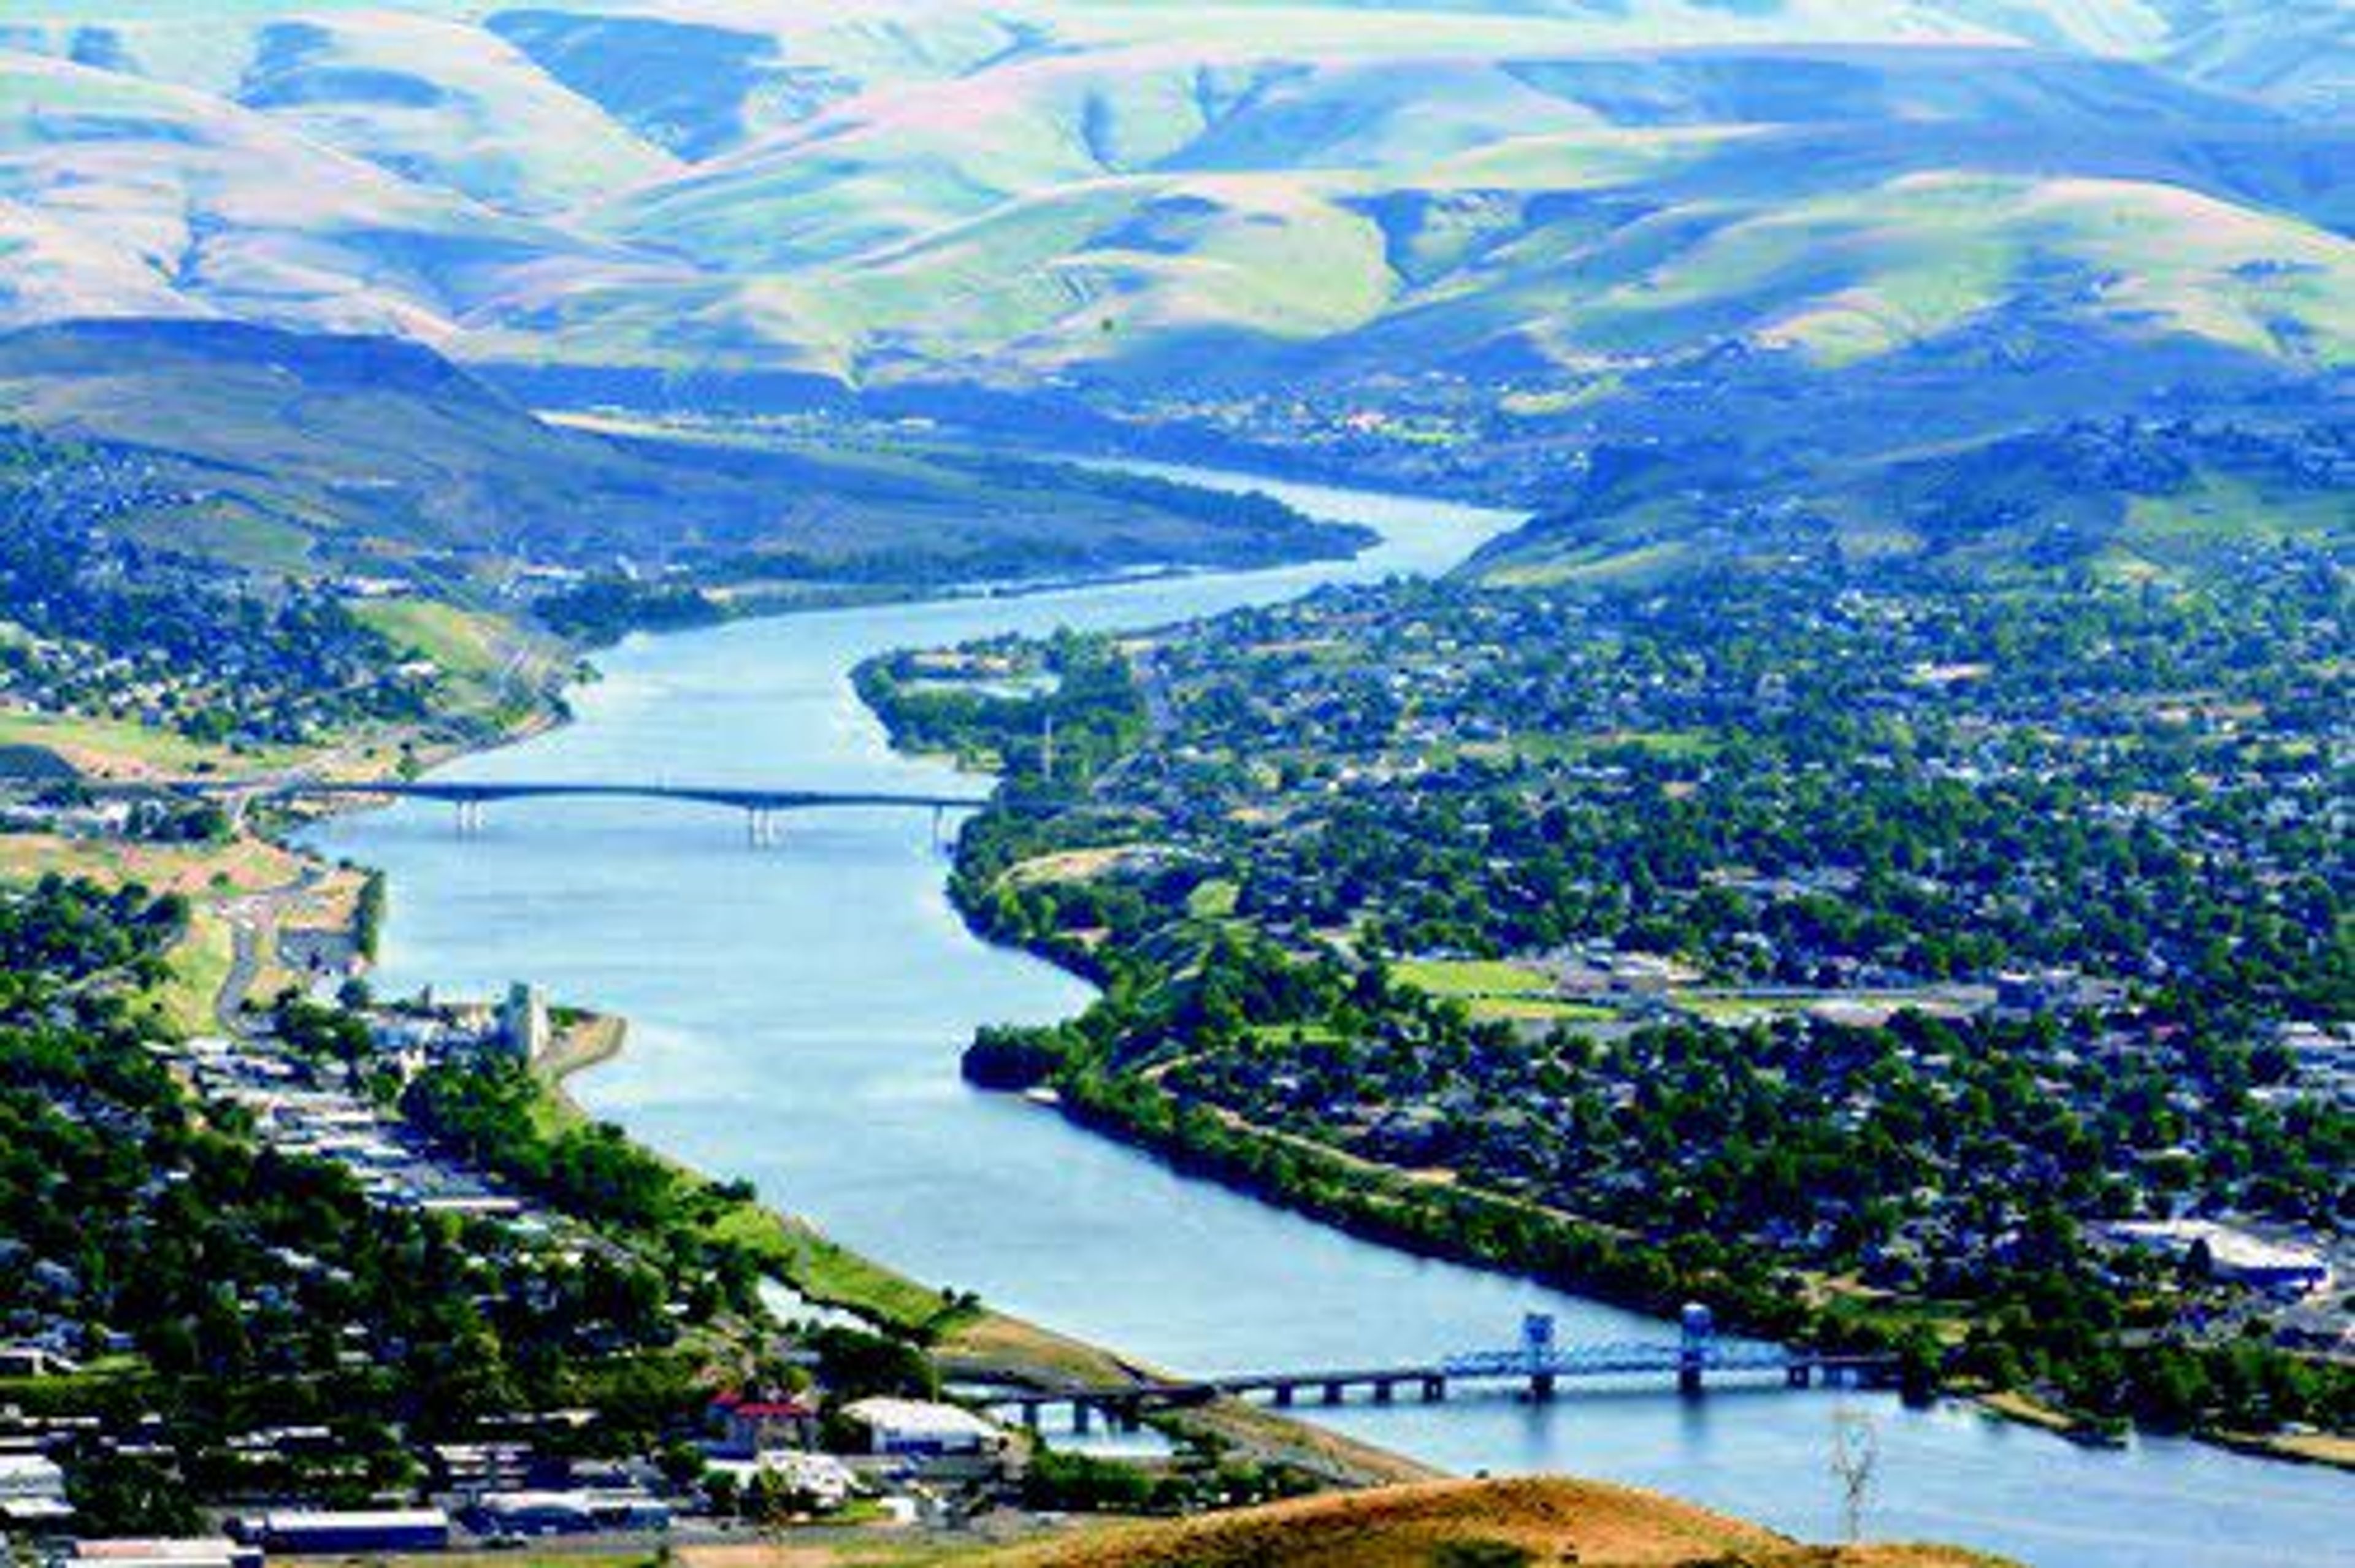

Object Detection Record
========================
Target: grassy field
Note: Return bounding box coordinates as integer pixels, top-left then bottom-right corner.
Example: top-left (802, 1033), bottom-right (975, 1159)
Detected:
top-left (355, 599), bottom-right (523, 686)
top-left (1468, 995), bottom-right (1618, 1023)
top-left (1393, 957), bottom-right (1555, 997)
top-left (145, 906), bottom-right (234, 1036)
top-left (0, 709), bottom-right (302, 779)
top-left (1185, 878), bottom-right (1241, 919)
top-left (113, 503), bottom-right (318, 575)
top-left (707, 1205), bottom-right (975, 1344)
top-left (0, 830), bottom-right (303, 895)
top-left (1392, 958), bottom-right (1618, 1023)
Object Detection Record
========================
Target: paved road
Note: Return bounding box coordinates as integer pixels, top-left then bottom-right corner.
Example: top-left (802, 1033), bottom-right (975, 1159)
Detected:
top-left (211, 861), bottom-right (332, 1034)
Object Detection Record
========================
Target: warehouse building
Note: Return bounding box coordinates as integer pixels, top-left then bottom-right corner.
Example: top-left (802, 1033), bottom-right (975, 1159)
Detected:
top-left (236, 1510), bottom-right (450, 1554)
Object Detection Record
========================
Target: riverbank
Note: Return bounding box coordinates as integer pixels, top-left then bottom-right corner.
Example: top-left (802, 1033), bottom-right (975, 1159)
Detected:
top-left (85, 507), bottom-right (1452, 1485)
top-left (526, 1005), bottom-right (1434, 1486)
top-left (289, 456), bottom-right (2355, 1567)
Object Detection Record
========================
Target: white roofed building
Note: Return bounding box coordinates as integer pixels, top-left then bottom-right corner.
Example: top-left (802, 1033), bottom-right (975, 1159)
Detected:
top-left (838, 1398), bottom-right (1005, 1458)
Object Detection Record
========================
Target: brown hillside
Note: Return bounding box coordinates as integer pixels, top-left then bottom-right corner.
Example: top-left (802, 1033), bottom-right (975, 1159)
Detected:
top-left (968, 1475), bottom-right (2013, 1568)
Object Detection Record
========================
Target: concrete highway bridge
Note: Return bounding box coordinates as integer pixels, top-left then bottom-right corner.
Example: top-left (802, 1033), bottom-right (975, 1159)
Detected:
top-left (177, 777), bottom-right (994, 844)
top-left (978, 1310), bottom-right (1900, 1432)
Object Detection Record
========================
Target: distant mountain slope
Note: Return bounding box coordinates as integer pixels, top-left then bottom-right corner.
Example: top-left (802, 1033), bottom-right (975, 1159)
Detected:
top-left (0, 317), bottom-right (1369, 589)
top-left (0, 0), bottom-right (2345, 534)
top-left (229, 10), bottom-right (684, 212)
top-left (0, 1), bottom-right (2345, 398)
top-left (1463, 396), bottom-right (2351, 586)
top-left (0, 48), bottom-right (579, 342)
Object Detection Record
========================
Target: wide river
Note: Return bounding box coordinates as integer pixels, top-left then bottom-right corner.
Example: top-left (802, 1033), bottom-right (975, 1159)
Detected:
top-left (308, 464), bottom-right (2348, 1567)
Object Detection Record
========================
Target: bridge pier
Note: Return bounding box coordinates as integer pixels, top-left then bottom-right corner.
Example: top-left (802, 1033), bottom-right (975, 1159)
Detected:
top-left (453, 798), bottom-right (486, 836)
top-left (745, 807), bottom-right (786, 847)
top-left (1529, 1372), bottom-right (1556, 1402)
top-left (1787, 1364), bottom-right (1812, 1389)
top-left (1421, 1376), bottom-right (1447, 1403)
top-left (1071, 1401), bottom-right (1092, 1435)
top-left (1373, 1379), bottom-right (1395, 1405)
top-left (1320, 1381), bottom-right (1345, 1407)
top-left (1271, 1384), bottom-right (1293, 1409)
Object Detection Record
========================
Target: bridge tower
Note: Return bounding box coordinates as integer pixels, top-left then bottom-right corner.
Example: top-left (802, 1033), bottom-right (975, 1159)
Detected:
top-left (1523, 1311), bottom-right (1557, 1401)
top-left (1678, 1302), bottom-right (1714, 1395)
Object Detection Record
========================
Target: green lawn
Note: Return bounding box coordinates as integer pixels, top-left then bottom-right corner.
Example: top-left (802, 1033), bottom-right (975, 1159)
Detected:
top-left (1393, 957), bottom-right (1555, 997)
top-left (1392, 958), bottom-right (1615, 1024)
top-left (1506, 728), bottom-right (1715, 762)
top-left (145, 910), bottom-right (234, 1037)
top-left (355, 599), bottom-right (518, 684)
top-left (1463, 996), bottom-right (1616, 1024)
top-left (1187, 877), bottom-right (1241, 919)
top-left (709, 1204), bottom-right (972, 1340)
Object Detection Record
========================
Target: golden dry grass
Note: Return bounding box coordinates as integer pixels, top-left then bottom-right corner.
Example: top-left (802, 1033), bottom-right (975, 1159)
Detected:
top-left (0, 831), bottom-right (303, 896)
top-left (963, 1477), bottom-right (2014, 1568)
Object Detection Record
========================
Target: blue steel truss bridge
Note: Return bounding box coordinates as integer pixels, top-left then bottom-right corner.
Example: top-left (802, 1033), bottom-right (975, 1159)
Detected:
top-left (978, 1309), bottom-right (1900, 1433)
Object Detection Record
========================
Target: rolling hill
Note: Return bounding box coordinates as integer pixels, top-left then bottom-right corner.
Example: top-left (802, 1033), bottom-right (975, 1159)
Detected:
top-left (955, 1475), bottom-right (2016, 1568)
top-left (0, 0), bottom-right (2342, 391)
top-left (0, 316), bottom-right (1369, 591)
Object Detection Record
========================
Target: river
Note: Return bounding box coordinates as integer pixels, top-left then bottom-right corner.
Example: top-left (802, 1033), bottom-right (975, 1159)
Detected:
top-left (304, 464), bottom-right (2350, 1567)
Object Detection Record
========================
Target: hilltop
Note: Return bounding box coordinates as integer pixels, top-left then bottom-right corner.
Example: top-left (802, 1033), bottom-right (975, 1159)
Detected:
top-left (955, 1475), bottom-right (2015, 1568)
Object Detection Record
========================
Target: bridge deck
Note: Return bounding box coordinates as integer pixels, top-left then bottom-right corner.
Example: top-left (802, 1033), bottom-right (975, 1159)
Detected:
top-left (174, 779), bottom-right (994, 813)
top-left (981, 1348), bottom-right (1898, 1410)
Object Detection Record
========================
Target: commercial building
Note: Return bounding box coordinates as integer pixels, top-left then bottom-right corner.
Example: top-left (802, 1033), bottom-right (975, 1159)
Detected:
top-left (472, 1491), bottom-right (669, 1537)
top-left (837, 1399), bottom-right (1004, 1458)
top-left (2104, 1220), bottom-right (2334, 1298)
top-left (237, 1510), bottom-right (450, 1554)
top-left (68, 1539), bottom-right (262, 1568)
